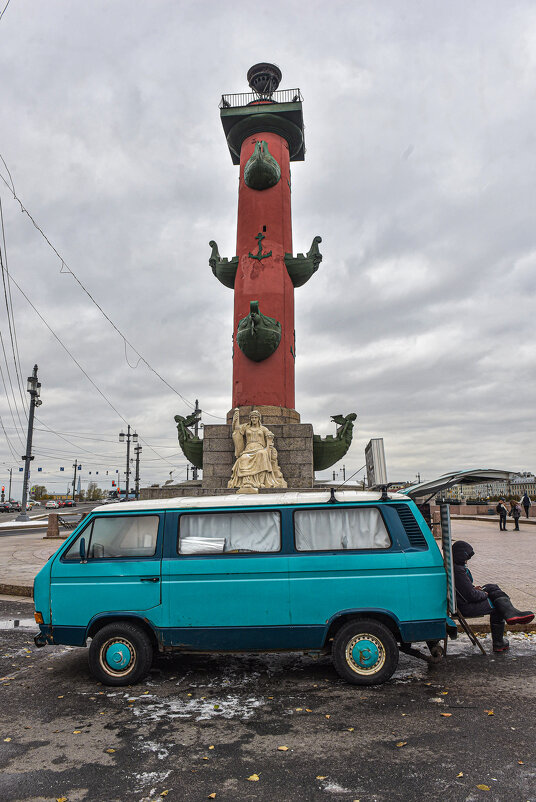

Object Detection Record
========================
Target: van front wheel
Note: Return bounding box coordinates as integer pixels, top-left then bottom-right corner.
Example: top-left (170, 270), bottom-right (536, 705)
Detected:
top-left (88, 622), bottom-right (154, 686)
top-left (332, 619), bottom-right (399, 685)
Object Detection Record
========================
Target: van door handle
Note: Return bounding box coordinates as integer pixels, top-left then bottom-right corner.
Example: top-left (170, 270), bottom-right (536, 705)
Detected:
top-left (140, 577), bottom-right (160, 582)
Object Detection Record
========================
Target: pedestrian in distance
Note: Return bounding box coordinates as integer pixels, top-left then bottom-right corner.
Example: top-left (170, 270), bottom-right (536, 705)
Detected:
top-left (496, 499), bottom-right (508, 531)
top-left (509, 500), bottom-right (521, 531)
top-left (452, 541), bottom-right (534, 653)
top-left (521, 492), bottom-right (531, 519)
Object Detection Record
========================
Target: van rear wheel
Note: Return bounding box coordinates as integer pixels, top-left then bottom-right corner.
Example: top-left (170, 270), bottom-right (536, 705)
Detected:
top-left (88, 622), bottom-right (153, 686)
top-left (332, 619), bottom-right (399, 685)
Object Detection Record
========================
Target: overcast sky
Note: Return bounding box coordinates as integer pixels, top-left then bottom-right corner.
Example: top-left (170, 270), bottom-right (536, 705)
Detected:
top-left (0, 0), bottom-right (535, 497)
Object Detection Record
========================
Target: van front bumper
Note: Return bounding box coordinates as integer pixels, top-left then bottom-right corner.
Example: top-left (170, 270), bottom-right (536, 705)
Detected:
top-left (34, 623), bottom-right (86, 647)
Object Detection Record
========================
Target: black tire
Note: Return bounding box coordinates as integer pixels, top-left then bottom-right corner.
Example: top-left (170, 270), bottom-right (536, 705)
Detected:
top-left (88, 622), bottom-right (154, 686)
top-left (332, 618), bottom-right (399, 685)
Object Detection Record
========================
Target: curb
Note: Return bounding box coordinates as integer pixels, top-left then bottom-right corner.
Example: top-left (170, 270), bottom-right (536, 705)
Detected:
top-left (0, 582), bottom-right (33, 598)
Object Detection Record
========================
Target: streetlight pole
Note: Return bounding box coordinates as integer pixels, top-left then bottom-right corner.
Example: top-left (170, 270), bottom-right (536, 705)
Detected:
top-left (192, 399), bottom-right (201, 480)
top-left (119, 426), bottom-right (138, 501)
top-left (134, 444), bottom-right (142, 500)
top-left (8, 467), bottom-right (12, 501)
top-left (72, 460), bottom-right (78, 502)
top-left (17, 365), bottom-right (42, 522)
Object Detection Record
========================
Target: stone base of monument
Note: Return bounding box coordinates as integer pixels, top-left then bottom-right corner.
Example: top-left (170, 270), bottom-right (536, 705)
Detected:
top-left (202, 422), bottom-right (314, 491)
top-left (225, 405), bottom-right (300, 426)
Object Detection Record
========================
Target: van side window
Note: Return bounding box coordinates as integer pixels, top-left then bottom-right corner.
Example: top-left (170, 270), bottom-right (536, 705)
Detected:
top-left (178, 510), bottom-right (281, 554)
top-left (64, 516), bottom-right (159, 559)
top-left (294, 507), bottom-right (391, 551)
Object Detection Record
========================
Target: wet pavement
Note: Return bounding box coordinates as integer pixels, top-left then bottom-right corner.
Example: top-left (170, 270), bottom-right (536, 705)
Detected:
top-left (0, 598), bottom-right (534, 802)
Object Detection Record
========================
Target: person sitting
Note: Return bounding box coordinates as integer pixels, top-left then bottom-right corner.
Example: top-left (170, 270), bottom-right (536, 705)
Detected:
top-left (452, 540), bottom-right (534, 653)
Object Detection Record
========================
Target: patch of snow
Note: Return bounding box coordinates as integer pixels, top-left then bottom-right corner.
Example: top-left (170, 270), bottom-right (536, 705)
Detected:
top-left (133, 693), bottom-right (264, 722)
top-left (323, 781), bottom-right (351, 793)
top-left (140, 739), bottom-right (169, 760)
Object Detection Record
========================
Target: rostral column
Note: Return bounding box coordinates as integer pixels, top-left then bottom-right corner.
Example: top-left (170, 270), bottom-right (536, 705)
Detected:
top-left (210, 63), bottom-right (322, 424)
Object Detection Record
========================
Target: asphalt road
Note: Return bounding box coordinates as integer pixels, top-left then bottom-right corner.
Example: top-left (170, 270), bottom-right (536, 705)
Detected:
top-left (0, 598), bottom-right (534, 802)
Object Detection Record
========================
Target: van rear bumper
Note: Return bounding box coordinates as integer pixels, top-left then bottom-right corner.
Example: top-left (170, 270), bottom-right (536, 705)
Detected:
top-left (398, 619), bottom-right (446, 643)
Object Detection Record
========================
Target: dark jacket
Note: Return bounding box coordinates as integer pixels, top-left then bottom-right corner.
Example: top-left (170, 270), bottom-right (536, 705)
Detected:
top-left (452, 541), bottom-right (492, 617)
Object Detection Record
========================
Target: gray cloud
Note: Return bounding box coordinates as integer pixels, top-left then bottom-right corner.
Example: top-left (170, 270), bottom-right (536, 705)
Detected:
top-left (0, 1), bottom-right (534, 496)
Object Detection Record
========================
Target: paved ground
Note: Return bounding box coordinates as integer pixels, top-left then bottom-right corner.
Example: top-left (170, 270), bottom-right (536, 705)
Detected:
top-left (0, 597), bottom-right (534, 802)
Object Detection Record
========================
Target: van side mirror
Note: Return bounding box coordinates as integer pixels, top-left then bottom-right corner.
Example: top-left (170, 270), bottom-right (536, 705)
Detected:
top-left (79, 537), bottom-right (86, 562)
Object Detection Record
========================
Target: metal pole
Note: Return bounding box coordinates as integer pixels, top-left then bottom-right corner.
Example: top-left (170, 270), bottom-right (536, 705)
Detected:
top-left (17, 365), bottom-right (40, 522)
top-left (72, 460), bottom-right (77, 502)
top-left (134, 445), bottom-right (142, 500)
top-left (192, 399), bottom-right (201, 481)
top-left (8, 467), bottom-right (12, 501)
top-left (125, 424), bottom-right (131, 500)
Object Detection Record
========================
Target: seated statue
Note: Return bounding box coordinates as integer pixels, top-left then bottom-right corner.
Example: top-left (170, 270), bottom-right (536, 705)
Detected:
top-left (228, 409), bottom-right (287, 493)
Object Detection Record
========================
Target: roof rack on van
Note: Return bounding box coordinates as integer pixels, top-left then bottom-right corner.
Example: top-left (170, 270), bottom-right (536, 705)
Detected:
top-left (380, 485), bottom-right (392, 501)
top-left (327, 487), bottom-right (338, 504)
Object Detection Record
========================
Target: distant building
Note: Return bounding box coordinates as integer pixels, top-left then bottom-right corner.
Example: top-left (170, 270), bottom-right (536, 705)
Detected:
top-left (461, 472), bottom-right (535, 499)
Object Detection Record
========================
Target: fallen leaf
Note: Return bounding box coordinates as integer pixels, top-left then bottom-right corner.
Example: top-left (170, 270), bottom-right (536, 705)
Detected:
top-left (4, 737), bottom-right (11, 742)
top-left (440, 691), bottom-right (448, 695)
top-left (277, 746), bottom-right (289, 751)
top-left (518, 760), bottom-right (524, 765)
top-left (208, 795), bottom-right (216, 800)
top-left (213, 704), bottom-right (220, 710)
top-left (267, 696), bottom-right (274, 699)
top-left (72, 730), bottom-right (81, 734)
top-left (396, 742), bottom-right (407, 748)
top-left (57, 695), bottom-right (64, 699)
top-left (143, 691), bottom-right (149, 695)
top-left (476, 785), bottom-right (491, 791)
top-left (295, 707), bottom-right (303, 712)
top-left (484, 709), bottom-right (494, 716)
top-left (306, 708), bottom-right (312, 713)
top-left (160, 791), bottom-right (169, 797)
top-left (316, 776), bottom-right (327, 780)
top-left (106, 748), bottom-right (115, 753)
top-left (202, 756), bottom-right (209, 760)
top-left (347, 727), bottom-right (355, 732)
top-left (56, 798), bottom-right (68, 802)
top-left (325, 714), bottom-right (331, 719)
top-left (456, 772), bottom-right (463, 777)
top-left (440, 713), bottom-right (452, 717)
top-left (247, 774), bottom-right (260, 782)
top-left (208, 745), bottom-right (215, 750)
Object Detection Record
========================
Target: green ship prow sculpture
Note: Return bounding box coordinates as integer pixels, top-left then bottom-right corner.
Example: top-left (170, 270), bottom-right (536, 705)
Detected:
top-left (313, 413), bottom-right (357, 471)
top-left (174, 411), bottom-right (203, 469)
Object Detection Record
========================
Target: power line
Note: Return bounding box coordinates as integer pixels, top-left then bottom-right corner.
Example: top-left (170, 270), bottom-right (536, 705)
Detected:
top-left (0, 0), bottom-right (11, 23)
top-left (0, 164), bottom-right (225, 420)
top-left (0, 331), bottom-right (26, 446)
top-left (5, 271), bottom-right (185, 472)
top-left (0, 194), bottom-right (29, 418)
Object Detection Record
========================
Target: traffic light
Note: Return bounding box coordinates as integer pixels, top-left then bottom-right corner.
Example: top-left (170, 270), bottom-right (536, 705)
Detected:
top-left (112, 481), bottom-right (116, 487)
top-left (1, 486), bottom-right (4, 502)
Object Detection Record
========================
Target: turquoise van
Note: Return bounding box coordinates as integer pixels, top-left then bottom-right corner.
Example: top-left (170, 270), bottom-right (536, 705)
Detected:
top-left (33, 490), bottom-right (451, 686)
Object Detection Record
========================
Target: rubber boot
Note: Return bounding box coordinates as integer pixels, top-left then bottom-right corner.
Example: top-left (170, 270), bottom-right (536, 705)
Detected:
top-left (490, 619), bottom-right (509, 653)
top-left (492, 596), bottom-right (534, 625)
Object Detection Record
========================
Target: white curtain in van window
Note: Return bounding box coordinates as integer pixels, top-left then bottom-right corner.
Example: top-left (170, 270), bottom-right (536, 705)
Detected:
top-left (179, 511), bottom-right (280, 554)
top-left (294, 508), bottom-right (390, 551)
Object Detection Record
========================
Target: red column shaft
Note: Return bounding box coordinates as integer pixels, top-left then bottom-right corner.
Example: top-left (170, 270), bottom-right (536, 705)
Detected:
top-left (232, 131), bottom-right (295, 409)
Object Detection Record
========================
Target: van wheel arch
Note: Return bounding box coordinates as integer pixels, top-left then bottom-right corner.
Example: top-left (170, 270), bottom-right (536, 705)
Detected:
top-left (325, 612), bottom-right (401, 649)
top-left (87, 616), bottom-right (159, 651)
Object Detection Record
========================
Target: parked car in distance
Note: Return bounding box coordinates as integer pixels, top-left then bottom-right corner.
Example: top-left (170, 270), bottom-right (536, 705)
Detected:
top-left (0, 502), bottom-right (12, 512)
top-left (45, 501), bottom-right (59, 509)
top-left (31, 500), bottom-right (41, 506)
top-left (63, 500), bottom-right (76, 507)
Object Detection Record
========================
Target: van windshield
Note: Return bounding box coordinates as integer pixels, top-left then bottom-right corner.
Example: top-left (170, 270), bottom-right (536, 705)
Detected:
top-left (63, 515), bottom-right (159, 559)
